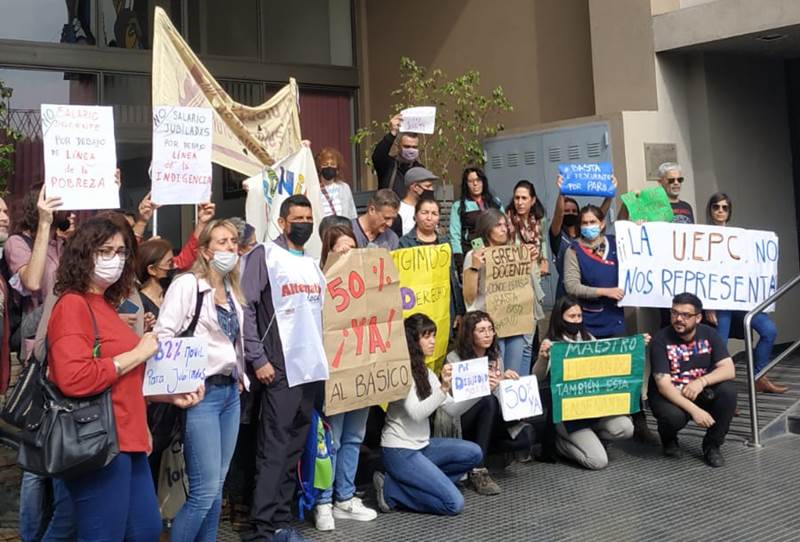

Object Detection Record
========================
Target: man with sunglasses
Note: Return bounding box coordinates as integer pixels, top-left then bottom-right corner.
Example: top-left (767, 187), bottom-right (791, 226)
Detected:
top-left (649, 293), bottom-right (737, 468)
top-left (657, 162), bottom-right (694, 224)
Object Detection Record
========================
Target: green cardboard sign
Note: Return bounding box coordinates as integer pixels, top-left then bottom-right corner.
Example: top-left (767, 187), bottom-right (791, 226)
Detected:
top-left (620, 186), bottom-right (674, 223)
top-left (549, 335), bottom-right (646, 423)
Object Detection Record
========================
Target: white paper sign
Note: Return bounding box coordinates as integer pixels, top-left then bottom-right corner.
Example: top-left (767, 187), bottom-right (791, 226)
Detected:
top-left (498, 376), bottom-right (543, 421)
top-left (451, 357), bottom-right (490, 402)
top-left (615, 221), bottom-right (779, 311)
top-left (142, 336), bottom-right (208, 396)
top-left (41, 104), bottom-right (119, 210)
top-left (151, 106), bottom-right (213, 205)
top-left (400, 106), bottom-right (436, 134)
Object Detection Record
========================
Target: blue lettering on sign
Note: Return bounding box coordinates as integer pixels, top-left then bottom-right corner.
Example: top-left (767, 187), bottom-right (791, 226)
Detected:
top-left (754, 239), bottom-right (779, 263)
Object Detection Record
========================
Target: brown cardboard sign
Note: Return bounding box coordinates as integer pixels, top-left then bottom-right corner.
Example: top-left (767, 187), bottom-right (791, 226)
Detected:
top-left (484, 245), bottom-right (535, 338)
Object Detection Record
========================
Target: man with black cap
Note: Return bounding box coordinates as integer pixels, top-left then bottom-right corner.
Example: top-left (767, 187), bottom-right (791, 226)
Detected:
top-left (397, 166), bottom-right (438, 236)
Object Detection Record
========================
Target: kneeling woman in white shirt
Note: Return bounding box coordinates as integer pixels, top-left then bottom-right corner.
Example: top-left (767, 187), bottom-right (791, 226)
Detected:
top-left (374, 314), bottom-right (482, 516)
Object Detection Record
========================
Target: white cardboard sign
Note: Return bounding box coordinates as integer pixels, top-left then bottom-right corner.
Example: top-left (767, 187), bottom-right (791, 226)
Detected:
top-left (498, 375), bottom-right (543, 421)
top-left (451, 357), bottom-right (490, 403)
top-left (41, 104), bottom-right (119, 210)
top-left (142, 336), bottom-right (208, 396)
top-left (400, 106), bottom-right (436, 134)
top-left (151, 106), bottom-right (213, 205)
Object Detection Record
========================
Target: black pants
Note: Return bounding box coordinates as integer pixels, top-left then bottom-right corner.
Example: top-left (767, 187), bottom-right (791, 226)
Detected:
top-left (249, 380), bottom-right (317, 539)
top-left (648, 380), bottom-right (737, 449)
top-left (460, 394), bottom-right (534, 464)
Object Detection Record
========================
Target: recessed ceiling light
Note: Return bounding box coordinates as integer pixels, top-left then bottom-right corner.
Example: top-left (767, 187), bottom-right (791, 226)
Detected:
top-left (757, 34), bottom-right (787, 42)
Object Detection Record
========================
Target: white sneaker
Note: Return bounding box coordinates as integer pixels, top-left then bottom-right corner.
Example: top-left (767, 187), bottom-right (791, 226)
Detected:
top-left (314, 503), bottom-right (335, 531)
top-left (332, 497), bottom-right (378, 521)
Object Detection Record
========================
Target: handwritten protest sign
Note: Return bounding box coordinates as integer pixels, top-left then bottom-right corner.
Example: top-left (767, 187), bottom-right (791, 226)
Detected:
top-left (558, 162), bottom-right (615, 197)
top-left (400, 106), bottom-right (436, 134)
top-left (616, 221), bottom-right (779, 311)
top-left (151, 106), bottom-right (213, 205)
top-left (142, 337), bottom-right (208, 396)
top-left (451, 357), bottom-right (490, 402)
top-left (550, 335), bottom-right (645, 423)
top-left (323, 248), bottom-right (410, 416)
top-left (498, 375), bottom-right (543, 421)
top-left (391, 244), bottom-right (451, 366)
top-left (484, 245), bottom-right (534, 338)
top-left (41, 104), bottom-right (119, 210)
top-left (620, 186), bottom-right (674, 223)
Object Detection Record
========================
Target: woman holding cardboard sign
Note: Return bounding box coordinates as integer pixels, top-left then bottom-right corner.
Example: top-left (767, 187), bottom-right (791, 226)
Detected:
top-left (374, 313), bottom-right (483, 515)
top-left (704, 193), bottom-right (786, 394)
top-left (155, 219), bottom-right (249, 542)
top-left (462, 209), bottom-right (538, 375)
top-left (534, 296), bottom-right (645, 470)
top-left (445, 311), bottom-right (533, 496)
top-left (563, 204), bottom-right (625, 339)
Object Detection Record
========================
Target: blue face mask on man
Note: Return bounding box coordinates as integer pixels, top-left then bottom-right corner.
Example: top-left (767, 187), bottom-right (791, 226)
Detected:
top-left (581, 225), bottom-right (601, 240)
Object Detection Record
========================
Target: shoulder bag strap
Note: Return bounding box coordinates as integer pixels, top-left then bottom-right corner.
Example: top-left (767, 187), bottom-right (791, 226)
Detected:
top-left (179, 278), bottom-right (206, 338)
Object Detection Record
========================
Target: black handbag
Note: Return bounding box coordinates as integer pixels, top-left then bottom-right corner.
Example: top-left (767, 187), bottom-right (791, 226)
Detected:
top-left (17, 299), bottom-right (119, 479)
top-left (0, 352), bottom-right (42, 429)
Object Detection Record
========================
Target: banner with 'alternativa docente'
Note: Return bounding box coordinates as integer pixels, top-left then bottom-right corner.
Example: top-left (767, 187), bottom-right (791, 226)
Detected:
top-left (152, 7), bottom-right (301, 177)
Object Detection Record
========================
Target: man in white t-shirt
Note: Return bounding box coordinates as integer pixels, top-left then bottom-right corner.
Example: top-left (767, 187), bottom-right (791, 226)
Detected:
top-left (398, 167), bottom-right (437, 236)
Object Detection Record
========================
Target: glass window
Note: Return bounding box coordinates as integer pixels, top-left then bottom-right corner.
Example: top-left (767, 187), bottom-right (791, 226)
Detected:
top-left (98, 0), bottom-right (182, 49)
top-left (262, 0), bottom-right (353, 66)
top-left (0, 67), bottom-right (98, 213)
top-left (0, 0), bottom-right (96, 45)
top-left (188, 0), bottom-right (259, 58)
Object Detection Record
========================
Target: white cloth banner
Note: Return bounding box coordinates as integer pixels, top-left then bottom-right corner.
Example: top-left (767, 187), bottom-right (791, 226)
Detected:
top-left (615, 221), bottom-right (779, 311)
top-left (451, 357), bottom-right (490, 402)
top-left (41, 104), bottom-right (119, 210)
top-left (151, 106), bottom-right (213, 205)
top-left (244, 147), bottom-right (324, 259)
top-left (264, 242), bottom-right (329, 387)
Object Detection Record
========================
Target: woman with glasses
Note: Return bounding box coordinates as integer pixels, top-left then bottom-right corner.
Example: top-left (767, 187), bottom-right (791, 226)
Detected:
top-left (155, 219), bottom-right (249, 542)
top-left (449, 167), bottom-right (504, 272)
top-left (47, 216), bottom-right (202, 541)
top-left (704, 193), bottom-right (786, 394)
top-left (445, 311), bottom-right (532, 496)
top-left (563, 204), bottom-right (624, 339)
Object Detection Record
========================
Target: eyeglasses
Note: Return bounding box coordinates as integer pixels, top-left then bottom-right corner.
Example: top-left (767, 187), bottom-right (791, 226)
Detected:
top-left (96, 247), bottom-right (129, 261)
top-left (475, 326), bottom-right (495, 336)
top-left (666, 177), bottom-right (684, 184)
top-left (670, 309), bottom-right (698, 320)
top-left (711, 203), bottom-right (729, 211)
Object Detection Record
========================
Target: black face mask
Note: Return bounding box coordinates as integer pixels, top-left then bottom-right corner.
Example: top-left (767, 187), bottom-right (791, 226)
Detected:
top-left (563, 214), bottom-right (579, 228)
top-left (320, 167), bottom-right (338, 181)
top-left (419, 189), bottom-right (436, 201)
top-left (563, 321), bottom-right (582, 337)
top-left (55, 216), bottom-right (71, 232)
top-left (158, 268), bottom-right (177, 292)
top-left (287, 222), bottom-right (313, 246)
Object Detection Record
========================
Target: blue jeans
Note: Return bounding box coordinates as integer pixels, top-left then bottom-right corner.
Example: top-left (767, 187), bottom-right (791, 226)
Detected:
top-left (19, 472), bottom-right (76, 542)
top-left (64, 452), bottom-right (161, 542)
top-left (716, 311), bottom-right (777, 374)
top-left (498, 335), bottom-right (526, 375)
top-left (318, 407), bottom-right (370, 504)
top-left (382, 438), bottom-right (482, 515)
top-left (171, 379), bottom-right (240, 542)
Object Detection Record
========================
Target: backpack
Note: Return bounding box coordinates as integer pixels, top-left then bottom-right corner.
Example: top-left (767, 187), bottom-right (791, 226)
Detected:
top-left (296, 410), bottom-right (334, 520)
top-left (0, 234), bottom-right (34, 356)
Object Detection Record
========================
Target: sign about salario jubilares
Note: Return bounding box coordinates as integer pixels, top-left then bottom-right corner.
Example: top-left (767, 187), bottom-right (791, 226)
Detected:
top-left (151, 106), bottom-right (213, 205)
top-left (41, 104), bottom-right (119, 211)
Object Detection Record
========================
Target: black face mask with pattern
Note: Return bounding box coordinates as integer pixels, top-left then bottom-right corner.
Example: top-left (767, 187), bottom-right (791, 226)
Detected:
top-left (563, 214), bottom-right (579, 228)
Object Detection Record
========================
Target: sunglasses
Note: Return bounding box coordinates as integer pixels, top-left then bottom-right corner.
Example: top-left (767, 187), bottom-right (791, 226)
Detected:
top-left (711, 203), bottom-right (729, 211)
top-left (666, 177), bottom-right (684, 184)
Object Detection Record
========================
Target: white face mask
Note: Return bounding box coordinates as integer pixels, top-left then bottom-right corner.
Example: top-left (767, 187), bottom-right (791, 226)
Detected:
top-left (210, 251), bottom-right (238, 275)
top-left (93, 254), bottom-right (124, 287)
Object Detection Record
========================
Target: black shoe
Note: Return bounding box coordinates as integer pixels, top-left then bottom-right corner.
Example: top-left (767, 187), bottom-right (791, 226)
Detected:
top-left (632, 410), bottom-right (660, 445)
top-left (704, 445), bottom-right (725, 468)
top-left (662, 439), bottom-right (682, 459)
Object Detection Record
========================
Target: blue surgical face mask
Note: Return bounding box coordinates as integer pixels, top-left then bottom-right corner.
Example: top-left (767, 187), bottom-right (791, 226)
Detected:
top-left (581, 225), bottom-right (601, 240)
